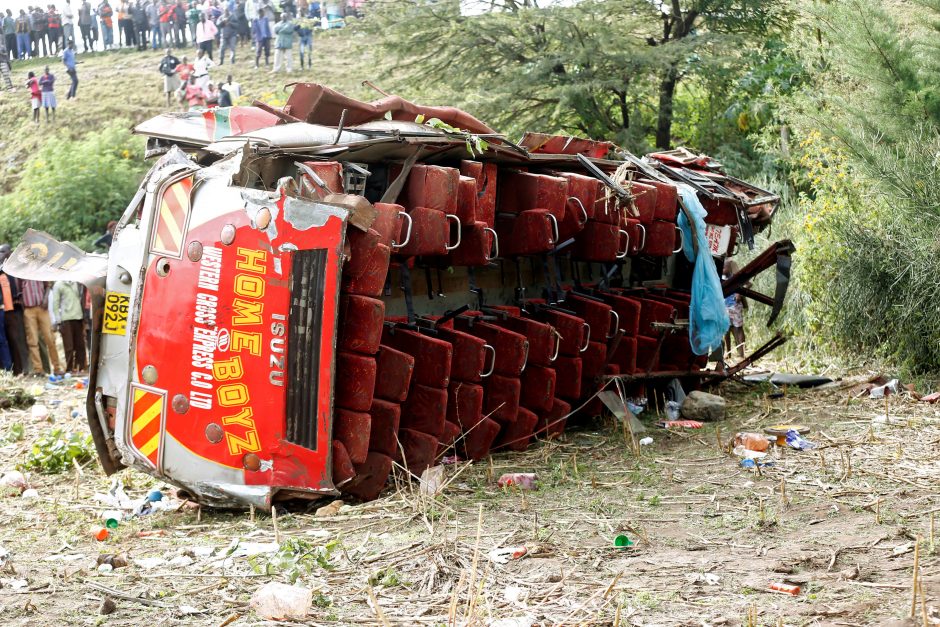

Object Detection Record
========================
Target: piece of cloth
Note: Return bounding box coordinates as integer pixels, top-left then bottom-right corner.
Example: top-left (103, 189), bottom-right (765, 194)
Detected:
top-left (23, 305), bottom-right (62, 373)
top-left (677, 184), bottom-right (730, 355)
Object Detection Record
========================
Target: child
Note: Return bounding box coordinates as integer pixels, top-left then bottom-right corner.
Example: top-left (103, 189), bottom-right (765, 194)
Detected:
top-left (38, 65), bottom-right (56, 122)
top-left (26, 70), bottom-right (41, 123)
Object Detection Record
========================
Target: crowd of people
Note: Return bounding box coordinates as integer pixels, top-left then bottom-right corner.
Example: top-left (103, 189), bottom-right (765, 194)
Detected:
top-left (0, 245), bottom-right (89, 378)
top-left (2, 0), bottom-right (362, 59)
top-left (0, 1), bottom-right (365, 120)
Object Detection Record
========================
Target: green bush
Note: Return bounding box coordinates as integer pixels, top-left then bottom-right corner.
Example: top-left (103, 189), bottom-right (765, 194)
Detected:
top-left (0, 122), bottom-right (147, 250)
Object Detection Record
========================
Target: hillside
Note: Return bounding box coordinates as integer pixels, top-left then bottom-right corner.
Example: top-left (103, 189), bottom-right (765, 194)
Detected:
top-left (0, 32), bottom-right (374, 194)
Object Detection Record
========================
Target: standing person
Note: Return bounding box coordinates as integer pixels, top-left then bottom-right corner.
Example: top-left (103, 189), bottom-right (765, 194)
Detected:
top-left (186, 2), bottom-right (200, 46)
top-left (98, 0), bottom-right (113, 49)
top-left (26, 70), bottom-right (41, 123)
top-left (46, 4), bottom-right (62, 54)
top-left (297, 14), bottom-right (311, 69)
top-left (20, 280), bottom-right (63, 375)
top-left (146, 0), bottom-right (159, 48)
top-left (30, 6), bottom-right (47, 58)
top-left (218, 9), bottom-right (235, 64)
top-left (16, 10), bottom-right (31, 59)
top-left (161, 0), bottom-right (175, 46)
top-left (62, 0), bottom-right (75, 48)
top-left (172, 0), bottom-right (186, 45)
top-left (3, 10), bottom-right (16, 61)
top-left (63, 39), bottom-right (78, 98)
top-left (174, 53), bottom-right (192, 83)
top-left (89, 3), bottom-right (99, 46)
top-left (38, 65), bottom-right (56, 121)
top-left (50, 280), bottom-right (86, 374)
top-left (179, 74), bottom-right (204, 109)
top-left (218, 72), bottom-right (238, 105)
top-left (0, 266), bottom-right (11, 372)
top-left (132, 0), bottom-right (148, 50)
top-left (195, 12), bottom-right (216, 58)
top-left (158, 47), bottom-right (180, 105)
top-left (78, 0), bottom-right (93, 51)
top-left (0, 246), bottom-right (30, 375)
top-left (251, 11), bottom-right (269, 67)
top-left (235, 0), bottom-right (248, 46)
top-left (192, 46), bottom-right (213, 90)
top-left (271, 11), bottom-right (294, 73)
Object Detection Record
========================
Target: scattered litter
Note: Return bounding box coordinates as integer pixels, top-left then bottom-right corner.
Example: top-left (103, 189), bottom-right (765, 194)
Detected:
top-left (99, 597), bottom-right (117, 615)
top-left (225, 540), bottom-right (280, 558)
top-left (97, 563), bottom-right (113, 573)
top-left (147, 490), bottom-right (164, 502)
top-left (614, 535), bottom-right (634, 548)
top-left (42, 553), bottom-right (85, 562)
top-left (315, 500), bottom-right (344, 517)
top-left (733, 446), bottom-right (767, 460)
top-left (503, 585), bottom-right (526, 603)
top-left (733, 432), bottom-right (770, 452)
top-left (91, 526), bottom-right (109, 542)
top-left (657, 419), bottom-right (703, 429)
top-left (27, 384), bottom-right (44, 397)
top-left (639, 437), bottom-right (654, 446)
top-left (872, 414), bottom-right (905, 426)
top-left (497, 473), bottom-right (538, 490)
top-left (892, 543), bottom-right (914, 557)
top-left (3, 578), bottom-right (27, 590)
top-left (419, 465), bottom-right (445, 496)
top-left (249, 582), bottom-right (312, 620)
top-left (870, 379), bottom-right (899, 399)
top-left (741, 458), bottom-right (775, 469)
top-left (743, 372), bottom-right (833, 388)
top-left (102, 511), bottom-right (122, 529)
top-left (920, 392), bottom-right (940, 403)
top-left (30, 404), bottom-right (49, 420)
top-left (764, 423), bottom-right (810, 446)
top-left (96, 554), bottom-right (128, 569)
top-left (489, 616), bottom-right (535, 627)
top-left (685, 572), bottom-right (721, 586)
top-left (178, 605), bottom-right (202, 615)
top-left (168, 555), bottom-right (194, 568)
top-left (767, 582), bottom-right (800, 596)
top-left (785, 429), bottom-right (816, 450)
top-left (135, 557), bottom-right (166, 569)
top-left (488, 546), bottom-right (527, 564)
top-left (0, 471), bottom-right (28, 494)
top-left (665, 401), bottom-right (681, 420)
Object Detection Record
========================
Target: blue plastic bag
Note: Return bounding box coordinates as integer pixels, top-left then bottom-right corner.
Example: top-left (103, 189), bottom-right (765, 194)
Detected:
top-left (676, 185), bottom-right (730, 355)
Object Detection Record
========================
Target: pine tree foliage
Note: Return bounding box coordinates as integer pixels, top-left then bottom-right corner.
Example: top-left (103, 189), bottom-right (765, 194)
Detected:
top-left (351, 0), bottom-right (790, 150)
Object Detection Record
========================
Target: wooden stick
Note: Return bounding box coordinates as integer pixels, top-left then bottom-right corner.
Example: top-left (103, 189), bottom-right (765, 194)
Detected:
top-left (272, 506), bottom-right (280, 544)
top-left (716, 425), bottom-right (723, 453)
top-left (249, 503), bottom-right (255, 523)
top-left (911, 536), bottom-right (920, 618)
top-left (780, 479), bottom-right (787, 509)
top-left (931, 513), bottom-right (935, 550)
top-left (465, 505), bottom-right (483, 619)
top-left (875, 498), bottom-right (881, 525)
top-left (367, 586), bottom-right (391, 627)
top-left (920, 578), bottom-right (929, 627)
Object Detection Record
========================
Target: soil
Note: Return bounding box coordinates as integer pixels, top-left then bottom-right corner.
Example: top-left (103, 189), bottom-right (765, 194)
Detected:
top-left (0, 371), bottom-right (937, 626)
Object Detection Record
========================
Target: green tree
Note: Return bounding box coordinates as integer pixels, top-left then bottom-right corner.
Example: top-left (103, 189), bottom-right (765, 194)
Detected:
top-left (352, 0), bottom-right (790, 151)
top-left (0, 122), bottom-right (147, 250)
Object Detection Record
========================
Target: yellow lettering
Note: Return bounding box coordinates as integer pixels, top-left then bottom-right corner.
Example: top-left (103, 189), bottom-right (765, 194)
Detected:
top-left (235, 248), bottom-right (267, 273)
top-left (234, 273), bottom-right (265, 299)
top-left (222, 407), bottom-right (255, 429)
top-left (217, 383), bottom-right (249, 407)
top-left (230, 331), bottom-right (262, 356)
top-left (212, 356), bottom-right (244, 381)
top-left (231, 298), bottom-right (263, 326)
top-left (225, 430), bottom-right (261, 455)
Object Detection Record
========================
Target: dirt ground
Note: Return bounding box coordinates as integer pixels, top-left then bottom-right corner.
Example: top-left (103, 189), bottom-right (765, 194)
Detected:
top-left (0, 369), bottom-right (937, 626)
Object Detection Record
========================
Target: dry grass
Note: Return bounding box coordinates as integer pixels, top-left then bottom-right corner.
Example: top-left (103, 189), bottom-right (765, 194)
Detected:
top-left (0, 366), bottom-right (938, 625)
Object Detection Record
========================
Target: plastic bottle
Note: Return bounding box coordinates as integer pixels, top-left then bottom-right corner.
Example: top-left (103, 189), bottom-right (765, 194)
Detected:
top-left (733, 432), bottom-right (770, 452)
top-left (614, 535), bottom-right (633, 547)
top-left (147, 490), bottom-right (164, 502)
top-left (91, 526), bottom-right (109, 541)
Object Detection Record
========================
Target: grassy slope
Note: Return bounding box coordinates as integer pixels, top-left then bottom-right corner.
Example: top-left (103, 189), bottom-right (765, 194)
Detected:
top-left (0, 32), bottom-right (373, 193)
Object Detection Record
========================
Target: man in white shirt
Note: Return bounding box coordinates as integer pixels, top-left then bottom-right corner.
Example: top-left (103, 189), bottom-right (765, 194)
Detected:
top-left (192, 46), bottom-right (214, 90)
top-left (62, 0), bottom-right (75, 44)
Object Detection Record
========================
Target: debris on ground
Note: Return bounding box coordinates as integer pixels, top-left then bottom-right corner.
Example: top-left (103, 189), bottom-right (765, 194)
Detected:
top-left (249, 582), bottom-right (313, 620)
top-left (496, 473), bottom-right (538, 490)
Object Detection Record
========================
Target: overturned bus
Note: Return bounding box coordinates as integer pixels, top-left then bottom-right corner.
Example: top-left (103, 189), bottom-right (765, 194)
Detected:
top-left (3, 84), bottom-right (793, 508)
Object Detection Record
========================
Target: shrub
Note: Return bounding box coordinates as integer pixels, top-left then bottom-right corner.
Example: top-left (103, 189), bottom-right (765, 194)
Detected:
top-left (0, 122), bottom-right (148, 251)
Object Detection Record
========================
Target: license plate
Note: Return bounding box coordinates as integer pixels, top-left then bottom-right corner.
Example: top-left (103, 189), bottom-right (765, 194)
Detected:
top-left (103, 292), bottom-right (130, 336)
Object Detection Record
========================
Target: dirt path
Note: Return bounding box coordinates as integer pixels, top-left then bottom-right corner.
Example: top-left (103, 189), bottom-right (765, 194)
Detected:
top-left (0, 373), bottom-right (937, 625)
